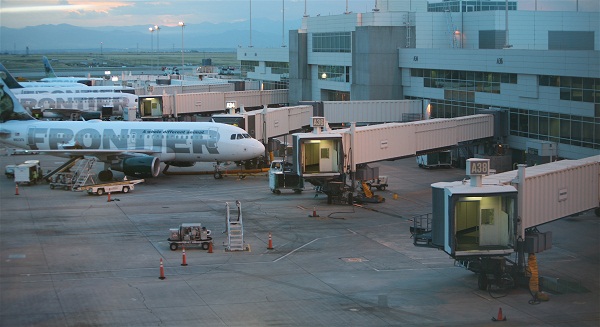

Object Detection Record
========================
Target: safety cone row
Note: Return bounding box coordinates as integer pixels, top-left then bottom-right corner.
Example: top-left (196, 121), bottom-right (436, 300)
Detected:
top-left (158, 258), bottom-right (166, 280)
top-left (492, 307), bottom-right (506, 321)
top-left (267, 232), bottom-right (274, 250)
top-left (15, 183), bottom-right (19, 196)
top-left (181, 247), bottom-right (188, 266)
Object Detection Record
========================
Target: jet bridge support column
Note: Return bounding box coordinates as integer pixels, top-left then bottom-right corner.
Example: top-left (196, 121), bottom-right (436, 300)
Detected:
top-left (515, 164), bottom-right (527, 274)
top-left (348, 122), bottom-right (356, 194)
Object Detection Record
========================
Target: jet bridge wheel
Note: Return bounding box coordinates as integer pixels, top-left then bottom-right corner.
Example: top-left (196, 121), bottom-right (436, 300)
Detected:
top-left (478, 273), bottom-right (488, 290)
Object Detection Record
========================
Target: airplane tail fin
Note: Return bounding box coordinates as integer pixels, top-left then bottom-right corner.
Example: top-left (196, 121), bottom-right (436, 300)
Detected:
top-left (0, 64), bottom-right (36, 121)
top-left (0, 63), bottom-right (24, 89)
top-left (42, 56), bottom-right (58, 78)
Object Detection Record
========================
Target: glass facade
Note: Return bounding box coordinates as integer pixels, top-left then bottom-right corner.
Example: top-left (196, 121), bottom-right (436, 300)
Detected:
top-left (318, 65), bottom-right (350, 83)
top-left (265, 61), bottom-right (289, 75)
top-left (539, 75), bottom-right (600, 104)
top-left (408, 68), bottom-right (600, 150)
top-left (321, 89), bottom-right (350, 101)
top-left (412, 68), bottom-right (517, 94)
top-left (240, 60), bottom-right (259, 78)
top-left (262, 80), bottom-right (288, 90)
top-left (428, 0), bottom-right (517, 12)
top-left (509, 109), bottom-right (599, 149)
top-left (312, 32), bottom-right (351, 53)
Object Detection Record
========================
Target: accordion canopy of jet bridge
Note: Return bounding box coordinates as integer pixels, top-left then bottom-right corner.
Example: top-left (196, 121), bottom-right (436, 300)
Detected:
top-left (339, 114), bottom-right (494, 168)
top-left (483, 155), bottom-right (600, 237)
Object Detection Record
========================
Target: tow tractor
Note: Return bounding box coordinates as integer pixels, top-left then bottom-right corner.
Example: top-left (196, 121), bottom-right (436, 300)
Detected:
top-left (168, 223), bottom-right (213, 251)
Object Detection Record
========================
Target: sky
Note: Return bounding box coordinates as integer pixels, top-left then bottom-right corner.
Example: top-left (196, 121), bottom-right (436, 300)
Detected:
top-left (1, 0), bottom-right (597, 29)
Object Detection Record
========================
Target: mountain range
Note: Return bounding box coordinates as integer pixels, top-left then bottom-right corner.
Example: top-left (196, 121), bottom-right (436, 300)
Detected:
top-left (0, 19), bottom-right (301, 53)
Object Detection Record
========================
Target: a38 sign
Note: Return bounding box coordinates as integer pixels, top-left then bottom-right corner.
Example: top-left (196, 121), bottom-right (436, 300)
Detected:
top-left (468, 159), bottom-right (489, 175)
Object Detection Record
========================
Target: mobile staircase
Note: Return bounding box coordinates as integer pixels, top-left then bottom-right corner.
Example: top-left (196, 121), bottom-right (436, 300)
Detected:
top-left (224, 201), bottom-right (246, 251)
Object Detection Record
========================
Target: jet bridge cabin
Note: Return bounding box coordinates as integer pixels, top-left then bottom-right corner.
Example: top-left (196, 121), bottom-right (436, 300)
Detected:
top-left (290, 118), bottom-right (346, 203)
top-left (430, 159), bottom-right (518, 258)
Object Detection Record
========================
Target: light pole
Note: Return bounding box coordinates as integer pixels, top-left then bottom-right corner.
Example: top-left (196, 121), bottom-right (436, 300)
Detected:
top-left (154, 25), bottom-right (161, 69)
top-left (179, 21), bottom-right (185, 79)
top-left (149, 27), bottom-right (154, 71)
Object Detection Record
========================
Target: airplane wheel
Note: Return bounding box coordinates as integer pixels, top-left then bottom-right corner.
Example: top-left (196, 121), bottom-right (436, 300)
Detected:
top-left (170, 243), bottom-right (178, 251)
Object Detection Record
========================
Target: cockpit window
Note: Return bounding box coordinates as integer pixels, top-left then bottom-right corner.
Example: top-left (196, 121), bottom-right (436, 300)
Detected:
top-left (230, 133), bottom-right (252, 140)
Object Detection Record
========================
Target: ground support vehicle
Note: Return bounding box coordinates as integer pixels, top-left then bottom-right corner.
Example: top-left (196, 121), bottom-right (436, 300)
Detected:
top-left (49, 172), bottom-right (75, 190)
top-left (14, 160), bottom-right (43, 185)
top-left (354, 181), bottom-right (385, 204)
top-left (78, 179), bottom-right (144, 195)
top-left (168, 223), bottom-right (213, 251)
top-left (269, 160), bottom-right (304, 194)
top-left (5, 165), bottom-right (16, 179)
top-left (364, 176), bottom-right (388, 191)
top-left (416, 151), bottom-right (453, 169)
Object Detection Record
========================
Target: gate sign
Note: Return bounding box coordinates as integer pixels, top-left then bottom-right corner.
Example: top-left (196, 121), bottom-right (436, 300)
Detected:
top-left (466, 158), bottom-right (490, 176)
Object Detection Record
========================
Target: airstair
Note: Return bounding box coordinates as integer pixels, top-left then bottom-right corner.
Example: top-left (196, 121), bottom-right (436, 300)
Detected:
top-left (71, 158), bottom-right (97, 190)
top-left (224, 201), bottom-right (246, 251)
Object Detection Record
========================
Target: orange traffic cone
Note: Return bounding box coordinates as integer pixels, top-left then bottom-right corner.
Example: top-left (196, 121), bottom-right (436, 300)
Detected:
top-left (181, 247), bottom-right (188, 266)
top-left (159, 258), bottom-right (166, 280)
top-left (107, 192), bottom-right (111, 202)
top-left (267, 232), bottom-right (274, 250)
top-left (208, 241), bottom-right (213, 253)
top-left (309, 207), bottom-right (319, 217)
top-left (492, 307), bottom-right (507, 321)
top-left (15, 183), bottom-right (19, 196)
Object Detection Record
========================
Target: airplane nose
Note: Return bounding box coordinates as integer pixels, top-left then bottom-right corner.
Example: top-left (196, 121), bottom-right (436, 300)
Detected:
top-left (249, 140), bottom-right (265, 156)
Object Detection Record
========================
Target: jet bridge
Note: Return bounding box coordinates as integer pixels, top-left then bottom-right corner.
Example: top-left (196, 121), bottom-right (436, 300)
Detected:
top-left (418, 155), bottom-right (599, 290)
top-left (283, 115), bottom-right (494, 203)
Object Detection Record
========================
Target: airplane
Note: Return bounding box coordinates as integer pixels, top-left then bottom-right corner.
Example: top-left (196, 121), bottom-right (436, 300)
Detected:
top-left (15, 91), bottom-right (138, 117)
top-left (0, 70), bottom-right (266, 181)
top-left (2, 63), bottom-right (135, 95)
top-left (1, 62), bottom-right (138, 119)
top-left (41, 56), bottom-right (104, 86)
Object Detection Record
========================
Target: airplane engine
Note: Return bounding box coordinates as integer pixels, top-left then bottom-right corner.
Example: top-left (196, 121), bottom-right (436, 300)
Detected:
top-left (164, 161), bottom-right (195, 168)
top-left (112, 156), bottom-right (161, 178)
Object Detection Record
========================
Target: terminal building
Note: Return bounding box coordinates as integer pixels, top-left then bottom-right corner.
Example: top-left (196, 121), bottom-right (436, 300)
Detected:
top-left (237, 0), bottom-right (599, 161)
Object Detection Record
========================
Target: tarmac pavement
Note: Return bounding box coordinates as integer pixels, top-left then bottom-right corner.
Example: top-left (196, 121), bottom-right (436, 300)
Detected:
top-left (1, 151), bottom-right (598, 326)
